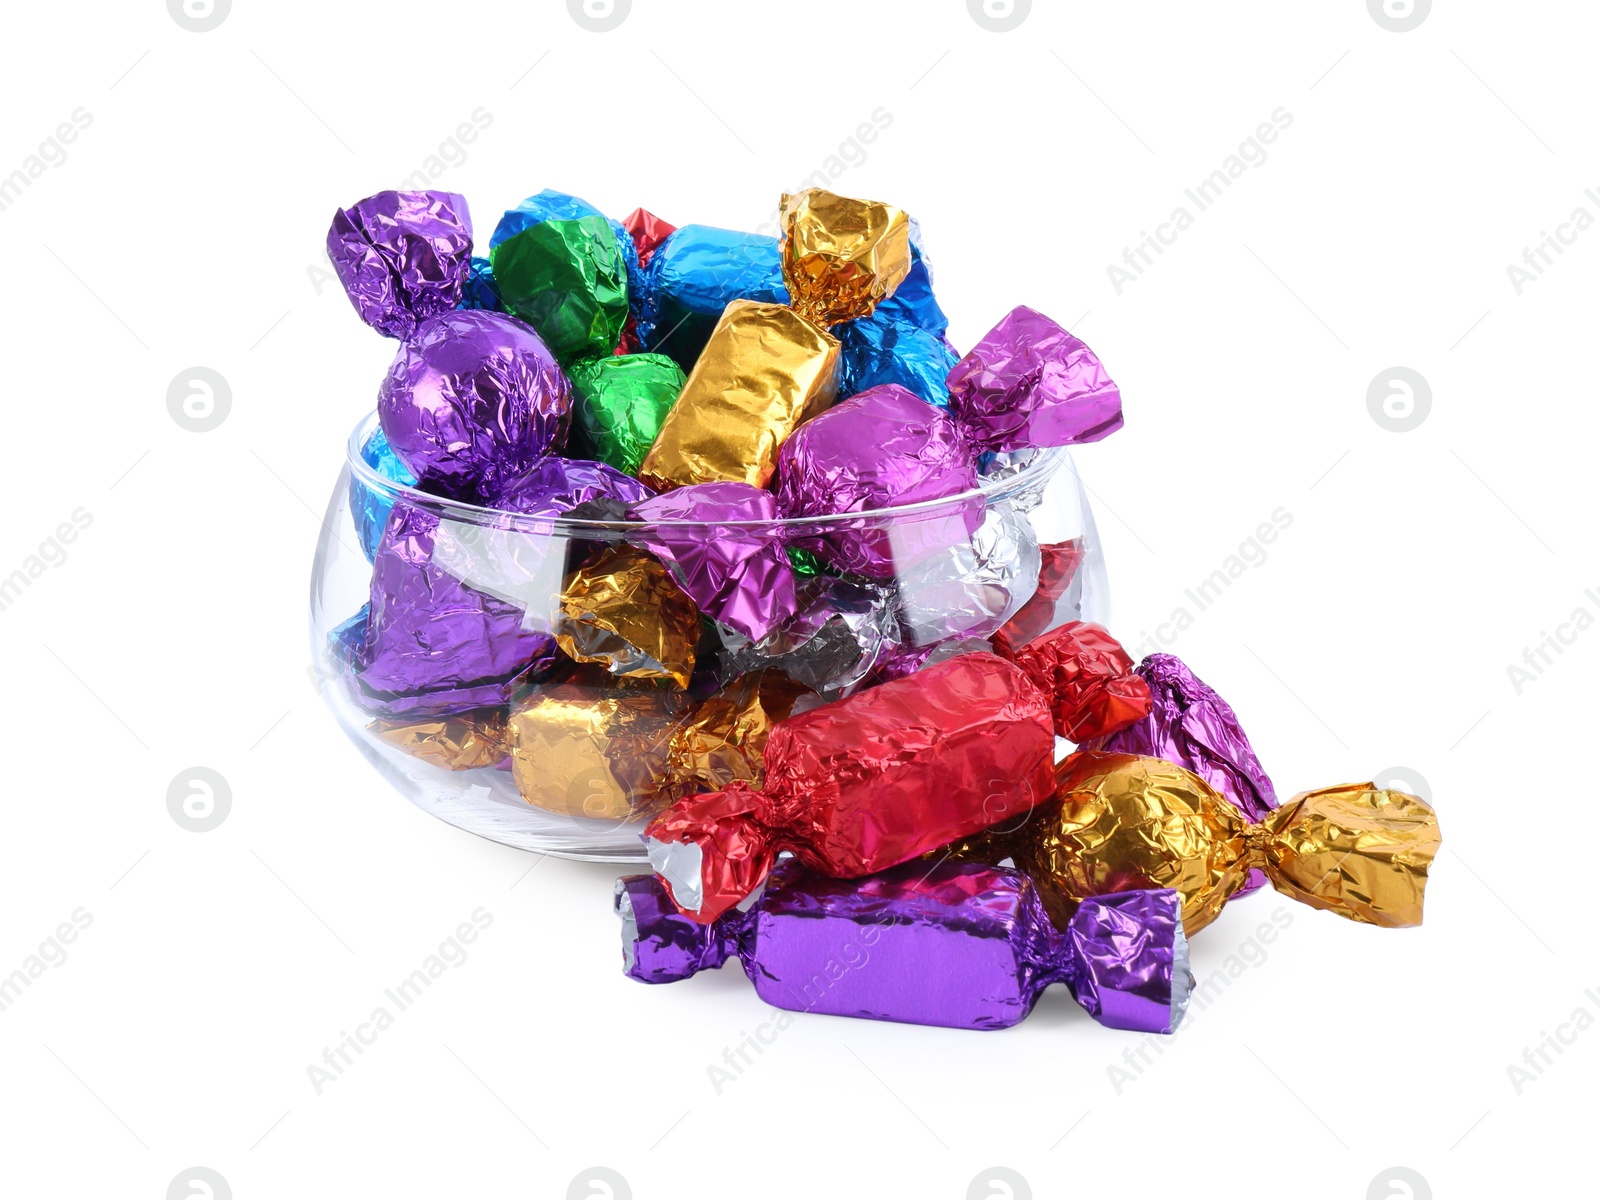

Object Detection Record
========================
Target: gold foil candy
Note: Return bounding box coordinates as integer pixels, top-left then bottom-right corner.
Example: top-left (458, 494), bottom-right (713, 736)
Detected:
top-left (667, 669), bottom-right (815, 797)
top-left (779, 188), bottom-right (912, 327)
top-left (369, 708), bottom-right (511, 771)
top-left (1012, 752), bottom-right (1439, 935)
top-left (508, 669), bottom-right (691, 822)
top-left (556, 544), bottom-right (699, 689)
top-left (637, 299), bottom-right (840, 491)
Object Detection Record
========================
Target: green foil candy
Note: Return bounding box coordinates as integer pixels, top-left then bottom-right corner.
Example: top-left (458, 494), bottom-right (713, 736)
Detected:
top-left (787, 547), bottom-right (828, 577)
top-left (490, 215), bottom-right (628, 362)
top-left (568, 353), bottom-right (687, 476)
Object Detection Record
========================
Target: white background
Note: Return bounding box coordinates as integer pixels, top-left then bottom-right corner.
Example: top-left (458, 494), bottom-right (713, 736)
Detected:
top-left (1, 1), bottom-right (1593, 1197)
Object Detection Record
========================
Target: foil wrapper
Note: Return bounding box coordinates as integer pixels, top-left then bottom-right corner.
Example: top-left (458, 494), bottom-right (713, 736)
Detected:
top-left (996, 621), bottom-right (1151, 742)
top-left (717, 575), bottom-right (898, 698)
top-left (618, 861), bottom-right (1190, 1034)
top-left (458, 255), bottom-right (502, 311)
top-left (1010, 752), bottom-right (1441, 934)
top-left (638, 300), bottom-right (839, 491)
top-left (566, 353), bottom-right (686, 477)
top-left (638, 225), bottom-right (788, 370)
top-left (644, 651), bottom-right (1056, 921)
top-left (1087, 654), bottom-right (1278, 823)
top-left (327, 190), bottom-right (472, 340)
top-left (838, 315), bottom-right (959, 407)
top-left (609, 217), bottom-right (644, 352)
top-left (491, 212), bottom-right (629, 363)
top-left (628, 482), bottom-right (797, 642)
top-left (621, 207), bottom-right (676, 267)
top-left (351, 426), bottom-right (417, 562)
top-left (665, 670), bottom-right (815, 798)
top-left (489, 188), bottom-right (604, 248)
top-left (508, 669), bottom-right (691, 821)
top-left (946, 306), bottom-right (1123, 453)
top-left (779, 188), bottom-right (912, 327)
top-left (992, 538), bottom-right (1086, 654)
top-left (556, 544), bottom-right (699, 688)
top-left (377, 309), bottom-right (572, 504)
top-left (499, 455), bottom-right (655, 516)
top-left (774, 384), bottom-right (979, 577)
top-left (870, 220), bottom-right (949, 336)
top-left (369, 707), bottom-right (510, 771)
top-left (894, 503), bottom-right (1041, 647)
top-left (872, 636), bottom-right (995, 684)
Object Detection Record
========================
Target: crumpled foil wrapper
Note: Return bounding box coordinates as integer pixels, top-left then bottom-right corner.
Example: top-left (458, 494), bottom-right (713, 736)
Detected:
top-left (457, 255), bottom-right (502, 312)
top-left (872, 636), bottom-right (995, 685)
top-left (996, 620), bottom-right (1151, 743)
top-left (327, 189), bottom-right (472, 340)
top-left (376, 309), bottom-right (572, 504)
top-left (567, 353), bottom-right (686, 478)
top-left (665, 669), bottom-right (815, 799)
top-left (350, 425), bottom-right (417, 562)
top-left (992, 538), bottom-right (1086, 654)
top-left (639, 299), bottom-right (839, 491)
top-left (779, 188), bottom-right (911, 327)
top-left (491, 210), bottom-right (629, 363)
top-left (556, 544), bottom-right (700, 688)
top-left (1008, 752), bottom-right (1441, 935)
top-left (774, 384), bottom-right (979, 577)
top-left (838, 316), bottom-right (959, 408)
top-left (638, 225), bottom-right (788, 370)
top-left (490, 188), bottom-right (608, 249)
top-left (369, 707), bottom-right (510, 771)
top-left (644, 652), bottom-right (1056, 922)
top-left (893, 503), bottom-right (1041, 647)
top-left (717, 575), bottom-right (898, 698)
top-left (946, 305), bottom-right (1123, 453)
top-left (622, 206), bottom-right (677, 266)
top-left (628, 482), bottom-right (797, 642)
top-left (617, 860), bottom-right (1190, 1034)
top-left (508, 668), bottom-right (691, 822)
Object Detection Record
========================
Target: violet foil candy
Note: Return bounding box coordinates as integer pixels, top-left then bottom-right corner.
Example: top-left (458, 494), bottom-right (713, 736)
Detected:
top-left (945, 305), bottom-right (1123, 452)
top-left (327, 190), bottom-right (473, 341)
top-left (617, 860), bottom-right (1190, 1034)
top-left (628, 482), bottom-right (797, 642)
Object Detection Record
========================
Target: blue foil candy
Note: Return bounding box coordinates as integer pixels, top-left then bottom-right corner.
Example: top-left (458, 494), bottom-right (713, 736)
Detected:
top-left (870, 224), bottom-right (949, 337)
top-left (838, 315), bottom-right (959, 406)
top-left (640, 225), bottom-right (790, 371)
top-left (351, 426), bottom-right (418, 561)
top-left (489, 188), bottom-right (605, 250)
top-left (458, 256), bottom-right (502, 311)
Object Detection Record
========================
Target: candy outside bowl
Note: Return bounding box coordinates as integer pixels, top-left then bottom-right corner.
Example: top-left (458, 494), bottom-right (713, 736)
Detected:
top-left (310, 412), bottom-right (1112, 861)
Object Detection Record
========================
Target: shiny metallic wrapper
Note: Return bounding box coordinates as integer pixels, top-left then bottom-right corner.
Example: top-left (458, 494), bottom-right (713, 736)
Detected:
top-left (996, 621), bottom-right (1151, 743)
top-left (327, 189), bottom-right (472, 340)
top-left (992, 538), bottom-right (1086, 654)
top-left (491, 214), bottom-right (629, 363)
top-left (350, 426), bottom-right (417, 563)
top-left (508, 670), bottom-right (691, 821)
top-left (779, 189), bottom-right (912, 327)
top-left (567, 353), bottom-right (686, 477)
top-left (556, 544), bottom-right (699, 688)
top-left (618, 861), bottom-right (1190, 1034)
top-left (665, 670), bottom-right (815, 798)
top-left (638, 299), bottom-right (840, 491)
top-left (638, 225), bottom-right (788, 370)
top-left (718, 574), bottom-right (898, 698)
top-left (1011, 752), bottom-right (1441, 935)
top-left (458, 255), bottom-right (502, 312)
top-left (370, 707), bottom-right (511, 771)
top-left (894, 503), bottom-right (1041, 647)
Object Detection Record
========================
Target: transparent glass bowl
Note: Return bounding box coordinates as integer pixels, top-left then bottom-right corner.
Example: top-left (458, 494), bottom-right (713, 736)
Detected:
top-left (310, 412), bottom-right (1110, 861)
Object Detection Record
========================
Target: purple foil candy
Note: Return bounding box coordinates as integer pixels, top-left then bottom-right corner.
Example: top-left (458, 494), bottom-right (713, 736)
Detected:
top-left (500, 456), bottom-right (655, 515)
top-left (946, 305), bottom-right (1123, 452)
top-left (617, 859), bottom-right (1190, 1034)
top-left (628, 482), bottom-right (796, 642)
top-left (377, 309), bottom-right (573, 504)
top-left (774, 384), bottom-right (981, 578)
top-left (327, 190), bottom-right (473, 341)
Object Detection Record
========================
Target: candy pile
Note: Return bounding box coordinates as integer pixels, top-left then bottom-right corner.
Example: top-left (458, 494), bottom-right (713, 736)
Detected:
top-left (324, 185), bottom-right (1440, 1038)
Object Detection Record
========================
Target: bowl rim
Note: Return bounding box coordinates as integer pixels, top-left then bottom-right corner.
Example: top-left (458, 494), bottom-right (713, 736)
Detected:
top-left (344, 410), bottom-right (1072, 532)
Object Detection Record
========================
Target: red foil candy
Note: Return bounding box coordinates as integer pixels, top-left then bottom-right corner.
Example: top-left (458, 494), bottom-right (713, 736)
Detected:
top-left (644, 652), bottom-right (1055, 922)
top-left (992, 538), bottom-right (1086, 653)
top-left (994, 621), bottom-right (1150, 742)
top-left (623, 207), bottom-right (677, 267)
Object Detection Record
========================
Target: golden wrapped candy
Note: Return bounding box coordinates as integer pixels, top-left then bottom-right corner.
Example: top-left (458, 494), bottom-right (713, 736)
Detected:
top-left (369, 708), bottom-right (511, 771)
top-left (508, 669), bottom-right (691, 821)
top-left (667, 669), bottom-right (815, 797)
top-left (1009, 752), bottom-right (1440, 935)
top-left (556, 544), bottom-right (699, 689)
top-left (780, 189), bottom-right (912, 327)
top-left (638, 299), bottom-right (840, 491)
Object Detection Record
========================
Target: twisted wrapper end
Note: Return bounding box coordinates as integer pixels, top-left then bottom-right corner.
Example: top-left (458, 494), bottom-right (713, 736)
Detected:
top-left (643, 781), bottom-right (783, 923)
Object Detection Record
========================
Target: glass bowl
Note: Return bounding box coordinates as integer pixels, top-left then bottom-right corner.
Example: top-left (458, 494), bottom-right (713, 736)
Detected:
top-left (310, 412), bottom-right (1110, 861)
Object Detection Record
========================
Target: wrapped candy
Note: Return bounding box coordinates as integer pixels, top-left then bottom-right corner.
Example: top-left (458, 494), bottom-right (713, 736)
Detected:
top-left (327, 190), bottom-right (472, 340)
top-left (489, 189), bottom-right (628, 362)
top-left (838, 316), bottom-right (958, 408)
top-left (508, 668), bottom-right (691, 821)
top-left (556, 544), bottom-right (699, 688)
top-left (566, 354), bottom-right (687, 476)
top-left (778, 188), bottom-right (911, 326)
top-left (350, 426), bottom-right (417, 562)
top-left (992, 538), bottom-right (1086, 654)
top-left (618, 860), bottom-right (1191, 1034)
top-left (1007, 752), bottom-right (1441, 934)
top-left (637, 224), bottom-right (787, 369)
top-left (458, 256), bottom-right (502, 311)
top-left (499, 455), bottom-right (655, 516)
top-left (716, 575), bottom-right (897, 698)
top-left (621, 207), bottom-right (676, 266)
top-left (995, 620), bottom-right (1150, 742)
top-left (893, 502), bottom-right (1041, 647)
top-left (370, 707), bottom-right (510, 770)
top-left (645, 651), bottom-right (1056, 921)
top-left (628, 482), bottom-right (797, 641)
top-left (872, 636), bottom-right (994, 685)
top-left (665, 670), bottom-right (815, 797)
top-left (1086, 654), bottom-right (1277, 822)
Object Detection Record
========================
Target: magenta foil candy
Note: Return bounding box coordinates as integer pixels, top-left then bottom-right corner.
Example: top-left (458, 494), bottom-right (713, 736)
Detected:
top-left (617, 859), bottom-right (1190, 1034)
top-left (628, 482), bottom-right (797, 641)
top-left (946, 305), bottom-right (1123, 452)
top-left (327, 190), bottom-right (473, 340)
